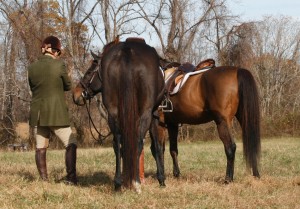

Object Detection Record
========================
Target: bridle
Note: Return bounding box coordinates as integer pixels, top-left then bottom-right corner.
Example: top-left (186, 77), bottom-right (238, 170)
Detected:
top-left (80, 60), bottom-right (102, 100)
top-left (79, 59), bottom-right (111, 143)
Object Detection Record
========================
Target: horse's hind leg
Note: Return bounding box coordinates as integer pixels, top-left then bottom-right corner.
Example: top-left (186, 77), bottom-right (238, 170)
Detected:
top-left (167, 123), bottom-right (180, 177)
top-left (150, 114), bottom-right (166, 187)
top-left (113, 134), bottom-right (122, 190)
top-left (216, 119), bottom-right (236, 183)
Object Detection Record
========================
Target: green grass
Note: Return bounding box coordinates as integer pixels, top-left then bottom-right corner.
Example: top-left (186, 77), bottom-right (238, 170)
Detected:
top-left (0, 137), bottom-right (299, 208)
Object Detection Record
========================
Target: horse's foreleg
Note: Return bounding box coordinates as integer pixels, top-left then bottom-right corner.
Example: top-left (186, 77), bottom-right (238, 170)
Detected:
top-left (168, 123), bottom-right (180, 177)
top-left (216, 120), bottom-right (236, 183)
top-left (150, 117), bottom-right (166, 187)
top-left (113, 134), bottom-right (122, 190)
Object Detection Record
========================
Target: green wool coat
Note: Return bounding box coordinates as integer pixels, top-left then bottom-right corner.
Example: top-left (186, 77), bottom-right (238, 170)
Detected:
top-left (28, 55), bottom-right (72, 127)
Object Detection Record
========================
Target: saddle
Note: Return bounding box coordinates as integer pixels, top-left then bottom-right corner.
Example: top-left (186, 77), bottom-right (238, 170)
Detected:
top-left (165, 59), bottom-right (215, 93)
top-left (160, 59), bottom-right (215, 112)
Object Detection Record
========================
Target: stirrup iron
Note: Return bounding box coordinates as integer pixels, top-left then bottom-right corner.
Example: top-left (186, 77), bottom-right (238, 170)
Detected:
top-left (159, 97), bottom-right (173, 112)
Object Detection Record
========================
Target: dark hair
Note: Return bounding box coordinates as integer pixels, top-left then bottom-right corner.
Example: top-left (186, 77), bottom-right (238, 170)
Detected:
top-left (42, 36), bottom-right (61, 51)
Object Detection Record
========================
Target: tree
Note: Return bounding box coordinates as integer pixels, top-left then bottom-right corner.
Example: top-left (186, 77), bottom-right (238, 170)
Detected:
top-left (0, 0), bottom-right (93, 146)
top-left (135, 0), bottom-right (234, 63)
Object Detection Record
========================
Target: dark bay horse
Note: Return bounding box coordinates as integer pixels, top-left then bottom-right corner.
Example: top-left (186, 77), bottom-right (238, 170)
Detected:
top-left (73, 38), bottom-right (166, 192)
top-left (159, 64), bottom-right (261, 183)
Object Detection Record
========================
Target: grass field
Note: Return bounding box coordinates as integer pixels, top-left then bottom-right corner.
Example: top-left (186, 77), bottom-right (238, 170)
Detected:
top-left (0, 137), bottom-right (299, 209)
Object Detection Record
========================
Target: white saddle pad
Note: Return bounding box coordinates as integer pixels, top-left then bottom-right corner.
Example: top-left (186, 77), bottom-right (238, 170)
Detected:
top-left (170, 68), bottom-right (211, 95)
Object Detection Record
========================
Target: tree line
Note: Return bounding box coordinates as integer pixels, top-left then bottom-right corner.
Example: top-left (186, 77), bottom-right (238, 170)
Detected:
top-left (0, 0), bottom-right (300, 148)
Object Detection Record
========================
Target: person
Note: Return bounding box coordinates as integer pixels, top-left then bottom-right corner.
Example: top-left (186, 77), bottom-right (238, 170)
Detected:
top-left (139, 148), bottom-right (145, 184)
top-left (28, 35), bottom-right (77, 185)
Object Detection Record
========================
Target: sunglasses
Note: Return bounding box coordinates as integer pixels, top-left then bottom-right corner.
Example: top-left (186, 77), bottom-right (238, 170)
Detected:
top-left (52, 48), bottom-right (61, 56)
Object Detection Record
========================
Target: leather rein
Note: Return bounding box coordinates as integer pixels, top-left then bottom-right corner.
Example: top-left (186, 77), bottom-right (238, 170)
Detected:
top-left (80, 60), bottom-right (111, 144)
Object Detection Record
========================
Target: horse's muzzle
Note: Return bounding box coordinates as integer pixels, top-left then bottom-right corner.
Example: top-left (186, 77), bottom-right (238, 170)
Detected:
top-left (72, 88), bottom-right (86, 106)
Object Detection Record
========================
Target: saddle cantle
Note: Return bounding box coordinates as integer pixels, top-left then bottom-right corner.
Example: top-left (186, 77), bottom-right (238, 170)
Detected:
top-left (196, 58), bottom-right (215, 71)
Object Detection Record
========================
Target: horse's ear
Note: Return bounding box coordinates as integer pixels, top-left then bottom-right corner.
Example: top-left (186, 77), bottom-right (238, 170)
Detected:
top-left (91, 50), bottom-right (101, 60)
top-left (114, 35), bottom-right (120, 44)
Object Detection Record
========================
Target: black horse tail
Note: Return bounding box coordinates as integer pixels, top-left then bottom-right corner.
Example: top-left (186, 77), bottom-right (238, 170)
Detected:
top-left (118, 47), bottom-right (138, 188)
top-left (236, 68), bottom-right (261, 176)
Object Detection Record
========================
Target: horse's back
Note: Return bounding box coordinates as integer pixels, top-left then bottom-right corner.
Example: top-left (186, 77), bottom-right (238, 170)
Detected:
top-left (202, 66), bottom-right (239, 94)
top-left (166, 66), bottom-right (240, 124)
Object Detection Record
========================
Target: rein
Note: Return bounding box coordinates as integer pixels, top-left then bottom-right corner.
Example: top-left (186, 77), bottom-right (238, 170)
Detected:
top-left (84, 98), bottom-right (111, 144)
top-left (79, 59), bottom-right (111, 144)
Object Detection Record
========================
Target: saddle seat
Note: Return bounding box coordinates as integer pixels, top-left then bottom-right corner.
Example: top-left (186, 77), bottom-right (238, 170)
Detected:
top-left (165, 59), bottom-right (215, 92)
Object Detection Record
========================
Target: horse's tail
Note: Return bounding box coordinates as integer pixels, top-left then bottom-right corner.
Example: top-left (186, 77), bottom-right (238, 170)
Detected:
top-left (236, 68), bottom-right (261, 174)
top-left (118, 47), bottom-right (138, 188)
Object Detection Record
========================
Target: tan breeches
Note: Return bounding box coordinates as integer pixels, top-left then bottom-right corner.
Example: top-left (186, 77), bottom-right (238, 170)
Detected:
top-left (34, 126), bottom-right (77, 149)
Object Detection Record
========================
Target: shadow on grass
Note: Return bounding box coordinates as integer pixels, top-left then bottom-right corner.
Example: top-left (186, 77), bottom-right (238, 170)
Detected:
top-left (17, 171), bottom-right (36, 182)
top-left (78, 171), bottom-right (113, 187)
top-left (145, 171), bottom-right (157, 179)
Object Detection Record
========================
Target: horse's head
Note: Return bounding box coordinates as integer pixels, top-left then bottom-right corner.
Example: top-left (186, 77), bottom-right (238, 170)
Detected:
top-left (73, 51), bottom-right (102, 106)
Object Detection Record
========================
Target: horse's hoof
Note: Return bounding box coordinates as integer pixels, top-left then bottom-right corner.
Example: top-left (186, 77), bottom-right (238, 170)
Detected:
top-left (173, 170), bottom-right (180, 178)
top-left (253, 173), bottom-right (260, 179)
top-left (133, 181), bottom-right (142, 194)
top-left (159, 182), bottom-right (166, 188)
top-left (224, 178), bottom-right (233, 184)
top-left (114, 184), bottom-right (122, 191)
top-left (173, 173), bottom-right (180, 178)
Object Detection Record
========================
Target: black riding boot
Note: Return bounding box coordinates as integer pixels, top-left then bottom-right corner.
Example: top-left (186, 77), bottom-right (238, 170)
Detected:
top-left (35, 148), bottom-right (48, 181)
top-left (65, 143), bottom-right (77, 185)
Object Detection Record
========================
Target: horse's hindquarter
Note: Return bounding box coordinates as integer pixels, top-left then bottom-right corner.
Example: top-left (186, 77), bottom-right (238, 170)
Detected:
top-left (202, 67), bottom-right (239, 123)
top-left (101, 42), bottom-right (164, 117)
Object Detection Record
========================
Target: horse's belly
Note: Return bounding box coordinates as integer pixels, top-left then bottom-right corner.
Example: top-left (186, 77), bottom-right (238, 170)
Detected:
top-left (165, 109), bottom-right (213, 125)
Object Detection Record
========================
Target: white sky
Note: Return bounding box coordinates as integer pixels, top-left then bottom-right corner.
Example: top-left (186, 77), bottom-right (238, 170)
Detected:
top-left (228, 0), bottom-right (300, 21)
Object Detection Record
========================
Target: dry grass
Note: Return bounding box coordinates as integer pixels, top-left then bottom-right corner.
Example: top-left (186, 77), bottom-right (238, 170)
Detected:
top-left (0, 137), bottom-right (299, 209)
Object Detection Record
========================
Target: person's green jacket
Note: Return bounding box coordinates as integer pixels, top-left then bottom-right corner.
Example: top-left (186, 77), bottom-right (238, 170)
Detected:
top-left (28, 55), bottom-right (72, 127)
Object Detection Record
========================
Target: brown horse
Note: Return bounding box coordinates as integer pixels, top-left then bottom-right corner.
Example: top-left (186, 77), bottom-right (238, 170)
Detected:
top-left (159, 63), bottom-right (261, 183)
top-left (73, 37), bottom-right (166, 192)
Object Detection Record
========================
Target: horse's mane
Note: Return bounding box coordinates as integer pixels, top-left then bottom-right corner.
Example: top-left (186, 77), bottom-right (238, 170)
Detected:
top-left (102, 35), bottom-right (120, 54)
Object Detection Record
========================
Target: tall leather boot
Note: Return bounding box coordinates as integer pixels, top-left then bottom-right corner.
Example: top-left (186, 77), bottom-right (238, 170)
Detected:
top-left (139, 148), bottom-right (145, 184)
top-left (65, 143), bottom-right (77, 185)
top-left (35, 148), bottom-right (48, 181)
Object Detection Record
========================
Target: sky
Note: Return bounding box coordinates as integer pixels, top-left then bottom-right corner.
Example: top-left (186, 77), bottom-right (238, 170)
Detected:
top-left (89, 0), bottom-right (300, 49)
top-left (228, 0), bottom-right (300, 21)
